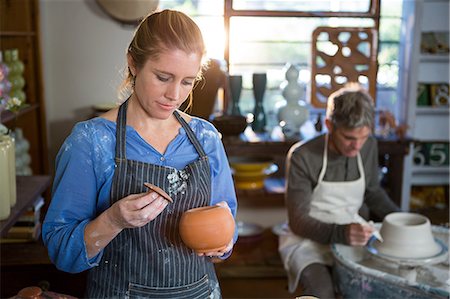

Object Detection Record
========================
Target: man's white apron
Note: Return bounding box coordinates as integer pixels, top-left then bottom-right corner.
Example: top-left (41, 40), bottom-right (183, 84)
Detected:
top-left (279, 134), bottom-right (366, 292)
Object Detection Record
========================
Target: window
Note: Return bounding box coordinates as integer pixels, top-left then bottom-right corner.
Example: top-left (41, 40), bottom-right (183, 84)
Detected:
top-left (160, 0), bottom-right (403, 129)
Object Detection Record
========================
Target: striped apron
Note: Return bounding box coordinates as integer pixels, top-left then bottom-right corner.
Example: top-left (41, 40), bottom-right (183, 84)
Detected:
top-left (86, 100), bottom-right (219, 298)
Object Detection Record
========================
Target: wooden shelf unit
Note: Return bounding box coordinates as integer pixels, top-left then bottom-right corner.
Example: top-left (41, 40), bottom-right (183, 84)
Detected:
top-left (0, 0), bottom-right (49, 175)
top-left (0, 175), bottom-right (51, 237)
top-left (400, 0), bottom-right (449, 210)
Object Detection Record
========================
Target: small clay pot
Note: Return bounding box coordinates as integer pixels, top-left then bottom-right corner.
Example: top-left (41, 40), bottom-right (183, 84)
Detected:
top-left (179, 205), bottom-right (235, 253)
top-left (16, 286), bottom-right (42, 299)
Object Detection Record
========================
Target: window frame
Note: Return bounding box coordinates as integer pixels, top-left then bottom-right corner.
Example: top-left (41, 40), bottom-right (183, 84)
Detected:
top-left (223, 0), bottom-right (381, 66)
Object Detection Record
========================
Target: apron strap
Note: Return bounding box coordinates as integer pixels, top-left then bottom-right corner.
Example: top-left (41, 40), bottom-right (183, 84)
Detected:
top-left (319, 133), bottom-right (364, 183)
top-left (173, 111), bottom-right (207, 158)
top-left (114, 103), bottom-right (207, 160)
top-left (115, 99), bottom-right (129, 161)
top-left (317, 134), bottom-right (329, 182)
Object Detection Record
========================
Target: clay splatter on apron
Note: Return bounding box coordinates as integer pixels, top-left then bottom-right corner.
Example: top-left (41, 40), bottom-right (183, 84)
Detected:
top-left (167, 168), bottom-right (189, 196)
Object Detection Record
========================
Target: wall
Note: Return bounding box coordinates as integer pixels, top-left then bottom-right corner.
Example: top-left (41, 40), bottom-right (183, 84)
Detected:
top-left (40, 0), bottom-right (136, 170)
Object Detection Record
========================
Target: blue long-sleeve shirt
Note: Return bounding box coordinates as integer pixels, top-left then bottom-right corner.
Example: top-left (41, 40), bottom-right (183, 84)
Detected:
top-left (42, 116), bottom-right (238, 273)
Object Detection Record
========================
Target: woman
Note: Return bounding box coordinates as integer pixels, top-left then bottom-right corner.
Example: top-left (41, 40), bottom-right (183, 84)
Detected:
top-left (42, 10), bottom-right (237, 298)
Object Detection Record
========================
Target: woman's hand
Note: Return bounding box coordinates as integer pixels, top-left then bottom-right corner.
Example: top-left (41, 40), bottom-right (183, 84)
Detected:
top-left (345, 223), bottom-right (374, 246)
top-left (85, 191), bottom-right (169, 258)
top-left (196, 201), bottom-right (235, 257)
top-left (106, 191), bottom-right (169, 231)
top-left (197, 238), bottom-right (234, 257)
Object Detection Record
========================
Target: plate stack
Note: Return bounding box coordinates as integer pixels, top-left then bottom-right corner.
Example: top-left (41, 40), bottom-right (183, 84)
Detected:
top-left (229, 157), bottom-right (277, 190)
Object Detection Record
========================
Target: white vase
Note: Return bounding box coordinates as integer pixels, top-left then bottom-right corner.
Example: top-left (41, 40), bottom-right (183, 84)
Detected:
top-left (12, 128), bottom-right (32, 175)
top-left (277, 64), bottom-right (309, 139)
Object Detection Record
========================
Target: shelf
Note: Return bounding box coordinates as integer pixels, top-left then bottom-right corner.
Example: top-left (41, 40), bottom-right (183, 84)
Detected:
top-left (420, 53), bottom-right (449, 63)
top-left (413, 107), bottom-right (449, 141)
top-left (0, 103), bottom-right (40, 124)
top-left (235, 178), bottom-right (286, 207)
top-left (0, 31), bottom-right (36, 37)
top-left (412, 165), bottom-right (449, 174)
top-left (416, 106), bottom-right (449, 115)
top-left (0, 175), bottom-right (51, 238)
top-left (411, 165), bottom-right (449, 186)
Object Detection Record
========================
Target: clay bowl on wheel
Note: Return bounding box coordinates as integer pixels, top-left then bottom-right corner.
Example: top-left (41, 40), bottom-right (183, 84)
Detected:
top-left (211, 115), bottom-right (248, 137)
top-left (373, 212), bottom-right (442, 259)
top-left (179, 205), bottom-right (235, 254)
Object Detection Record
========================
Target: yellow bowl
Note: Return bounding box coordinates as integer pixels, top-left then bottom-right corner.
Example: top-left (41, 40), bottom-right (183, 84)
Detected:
top-left (229, 157), bottom-right (274, 173)
top-left (231, 163), bottom-right (278, 190)
top-left (233, 173), bottom-right (267, 190)
top-left (234, 180), bottom-right (265, 190)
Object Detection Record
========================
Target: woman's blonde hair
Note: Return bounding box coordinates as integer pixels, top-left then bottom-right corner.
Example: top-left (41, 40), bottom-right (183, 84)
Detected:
top-left (119, 9), bottom-right (207, 105)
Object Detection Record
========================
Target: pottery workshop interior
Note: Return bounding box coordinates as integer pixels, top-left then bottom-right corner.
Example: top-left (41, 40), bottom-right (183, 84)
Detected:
top-left (0, 0), bottom-right (449, 298)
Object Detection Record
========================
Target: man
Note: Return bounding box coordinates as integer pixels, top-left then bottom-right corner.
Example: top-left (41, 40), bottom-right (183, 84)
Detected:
top-left (279, 84), bottom-right (400, 298)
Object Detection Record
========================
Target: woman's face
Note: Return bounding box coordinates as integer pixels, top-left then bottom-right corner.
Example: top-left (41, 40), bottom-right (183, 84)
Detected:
top-left (129, 49), bottom-right (202, 119)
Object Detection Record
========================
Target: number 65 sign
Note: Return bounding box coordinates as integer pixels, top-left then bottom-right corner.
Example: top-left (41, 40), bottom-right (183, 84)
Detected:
top-left (413, 142), bottom-right (449, 166)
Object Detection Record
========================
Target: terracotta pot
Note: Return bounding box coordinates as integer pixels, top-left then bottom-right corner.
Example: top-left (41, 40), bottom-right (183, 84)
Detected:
top-left (179, 205), bottom-right (235, 253)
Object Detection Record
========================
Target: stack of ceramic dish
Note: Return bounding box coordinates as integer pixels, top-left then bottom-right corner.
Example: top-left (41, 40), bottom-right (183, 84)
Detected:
top-left (229, 157), bottom-right (277, 190)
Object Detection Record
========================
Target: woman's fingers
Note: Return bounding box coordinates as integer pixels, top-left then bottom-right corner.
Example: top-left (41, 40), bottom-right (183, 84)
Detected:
top-left (196, 239), bottom-right (234, 257)
top-left (110, 192), bottom-right (169, 228)
top-left (139, 195), bottom-right (169, 221)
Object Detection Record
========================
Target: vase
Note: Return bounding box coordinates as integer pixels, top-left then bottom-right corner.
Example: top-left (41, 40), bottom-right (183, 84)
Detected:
top-left (252, 73), bottom-right (267, 132)
top-left (0, 136), bottom-right (13, 219)
top-left (228, 75), bottom-right (242, 116)
top-left (12, 128), bottom-right (32, 175)
top-left (4, 49), bottom-right (26, 102)
top-left (277, 63), bottom-right (309, 139)
top-left (0, 134), bottom-right (16, 207)
top-left (0, 150), bottom-right (10, 218)
top-left (179, 205), bottom-right (235, 253)
top-left (0, 51), bottom-right (12, 100)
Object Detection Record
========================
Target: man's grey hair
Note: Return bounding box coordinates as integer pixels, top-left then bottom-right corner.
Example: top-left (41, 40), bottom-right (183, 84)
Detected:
top-left (326, 83), bottom-right (375, 129)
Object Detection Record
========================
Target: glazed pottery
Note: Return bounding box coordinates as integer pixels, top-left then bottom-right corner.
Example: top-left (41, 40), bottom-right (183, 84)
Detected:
top-left (229, 157), bottom-right (277, 190)
top-left (374, 212), bottom-right (441, 258)
top-left (232, 171), bottom-right (267, 190)
top-left (179, 205), bottom-right (235, 253)
top-left (251, 73), bottom-right (267, 132)
top-left (228, 75), bottom-right (243, 116)
top-left (212, 115), bottom-right (247, 137)
top-left (229, 156), bottom-right (273, 173)
top-left (277, 63), bottom-right (309, 139)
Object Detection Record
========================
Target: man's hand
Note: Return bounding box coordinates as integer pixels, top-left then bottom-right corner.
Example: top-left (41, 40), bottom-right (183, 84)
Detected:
top-left (346, 223), bottom-right (374, 246)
